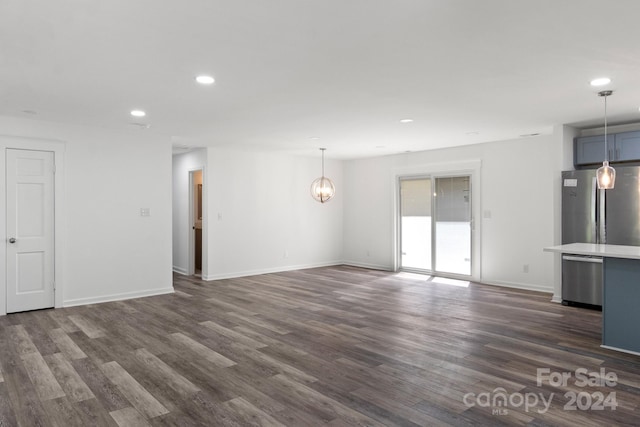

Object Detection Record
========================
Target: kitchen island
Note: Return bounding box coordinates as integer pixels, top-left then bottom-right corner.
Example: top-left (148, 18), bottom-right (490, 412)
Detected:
top-left (545, 243), bottom-right (640, 356)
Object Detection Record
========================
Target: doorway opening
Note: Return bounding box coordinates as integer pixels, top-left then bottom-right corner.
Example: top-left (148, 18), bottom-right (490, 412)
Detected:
top-left (189, 169), bottom-right (203, 277)
top-left (399, 175), bottom-right (472, 278)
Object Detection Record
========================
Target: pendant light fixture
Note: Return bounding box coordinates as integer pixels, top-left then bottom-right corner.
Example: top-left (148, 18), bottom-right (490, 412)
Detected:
top-left (596, 90), bottom-right (615, 189)
top-left (310, 148), bottom-right (335, 203)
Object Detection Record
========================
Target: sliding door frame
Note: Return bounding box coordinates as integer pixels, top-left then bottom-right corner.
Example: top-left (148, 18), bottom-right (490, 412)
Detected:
top-left (392, 160), bottom-right (482, 282)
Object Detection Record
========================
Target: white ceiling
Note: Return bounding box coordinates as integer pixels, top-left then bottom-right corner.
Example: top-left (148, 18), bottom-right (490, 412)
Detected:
top-left (2, 0), bottom-right (640, 159)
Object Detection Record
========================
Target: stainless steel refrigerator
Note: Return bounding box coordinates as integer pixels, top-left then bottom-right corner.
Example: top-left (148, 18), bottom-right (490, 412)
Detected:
top-left (561, 166), bottom-right (640, 306)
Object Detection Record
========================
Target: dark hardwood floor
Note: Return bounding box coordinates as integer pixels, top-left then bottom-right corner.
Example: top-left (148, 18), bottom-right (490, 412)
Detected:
top-left (0, 266), bottom-right (639, 426)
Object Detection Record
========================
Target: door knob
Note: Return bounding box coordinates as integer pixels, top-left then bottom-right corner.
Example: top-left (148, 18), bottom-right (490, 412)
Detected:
top-left (9, 238), bottom-right (16, 244)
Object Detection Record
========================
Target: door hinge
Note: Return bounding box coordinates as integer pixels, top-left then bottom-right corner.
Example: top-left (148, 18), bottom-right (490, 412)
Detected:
top-left (53, 282), bottom-right (56, 291)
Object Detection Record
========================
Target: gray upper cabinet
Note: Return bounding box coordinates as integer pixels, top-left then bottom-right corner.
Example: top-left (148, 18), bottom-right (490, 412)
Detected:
top-left (575, 131), bottom-right (640, 167)
top-left (574, 134), bottom-right (613, 166)
top-left (614, 131), bottom-right (640, 162)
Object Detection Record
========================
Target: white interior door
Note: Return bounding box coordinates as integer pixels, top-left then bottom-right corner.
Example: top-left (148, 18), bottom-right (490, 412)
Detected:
top-left (6, 149), bottom-right (55, 313)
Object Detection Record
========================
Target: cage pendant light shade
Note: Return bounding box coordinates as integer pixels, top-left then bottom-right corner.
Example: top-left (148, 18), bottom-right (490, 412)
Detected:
top-left (311, 148), bottom-right (336, 203)
top-left (311, 176), bottom-right (336, 203)
top-left (596, 90), bottom-right (615, 189)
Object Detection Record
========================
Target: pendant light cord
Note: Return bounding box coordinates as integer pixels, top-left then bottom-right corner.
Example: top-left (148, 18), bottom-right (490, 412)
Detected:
top-left (599, 90), bottom-right (612, 162)
top-left (604, 93), bottom-right (608, 161)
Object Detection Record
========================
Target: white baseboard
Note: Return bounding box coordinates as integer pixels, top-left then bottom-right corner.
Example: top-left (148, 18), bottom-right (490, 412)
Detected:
top-left (601, 345), bottom-right (640, 357)
top-left (173, 266), bottom-right (189, 275)
top-left (551, 294), bottom-right (562, 303)
top-left (202, 261), bottom-right (344, 281)
top-left (63, 287), bottom-right (174, 308)
top-left (480, 279), bottom-right (553, 295)
top-left (341, 261), bottom-right (393, 271)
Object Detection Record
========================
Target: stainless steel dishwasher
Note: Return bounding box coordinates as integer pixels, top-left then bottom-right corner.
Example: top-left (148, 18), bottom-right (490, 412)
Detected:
top-left (562, 254), bottom-right (603, 306)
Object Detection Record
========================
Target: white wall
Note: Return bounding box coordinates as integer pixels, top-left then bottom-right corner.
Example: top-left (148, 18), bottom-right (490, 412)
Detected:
top-left (343, 135), bottom-right (562, 293)
top-left (0, 111), bottom-right (570, 314)
top-left (342, 156), bottom-right (397, 270)
top-left (204, 148), bottom-right (343, 279)
top-left (551, 124), bottom-right (580, 301)
top-left (172, 149), bottom-right (207, 275)
top-left (0, 116), bottom-right (173, 312)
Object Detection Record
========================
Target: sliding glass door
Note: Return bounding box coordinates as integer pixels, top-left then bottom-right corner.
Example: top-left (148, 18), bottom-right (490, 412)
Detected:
top-left (434, 176), bottom-right (471, 275)
top-left (400, 178), bottom-right (432, 270)
top-left (400, 175), bottom-right (471, 276)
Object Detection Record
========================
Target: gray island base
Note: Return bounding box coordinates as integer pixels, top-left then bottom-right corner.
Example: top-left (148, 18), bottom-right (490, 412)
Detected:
top-left (545, 243), bottom-right (640, 356)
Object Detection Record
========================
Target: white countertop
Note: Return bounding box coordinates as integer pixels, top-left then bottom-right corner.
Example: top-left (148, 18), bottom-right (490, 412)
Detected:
top-left (544, 243), bottom-right (640, 260)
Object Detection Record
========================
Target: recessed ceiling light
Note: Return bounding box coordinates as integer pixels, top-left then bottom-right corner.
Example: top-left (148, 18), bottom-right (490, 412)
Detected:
top-left (309, 136), bottom-right (320, 140)
top-left (590, 77), bottom-right (611, 87)
top-left (130, 110), bottom-right (146, 117)
top-left (195, 75), bottom-right (215, 85)
top-left (399, 119), bottom-right (414, 123)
